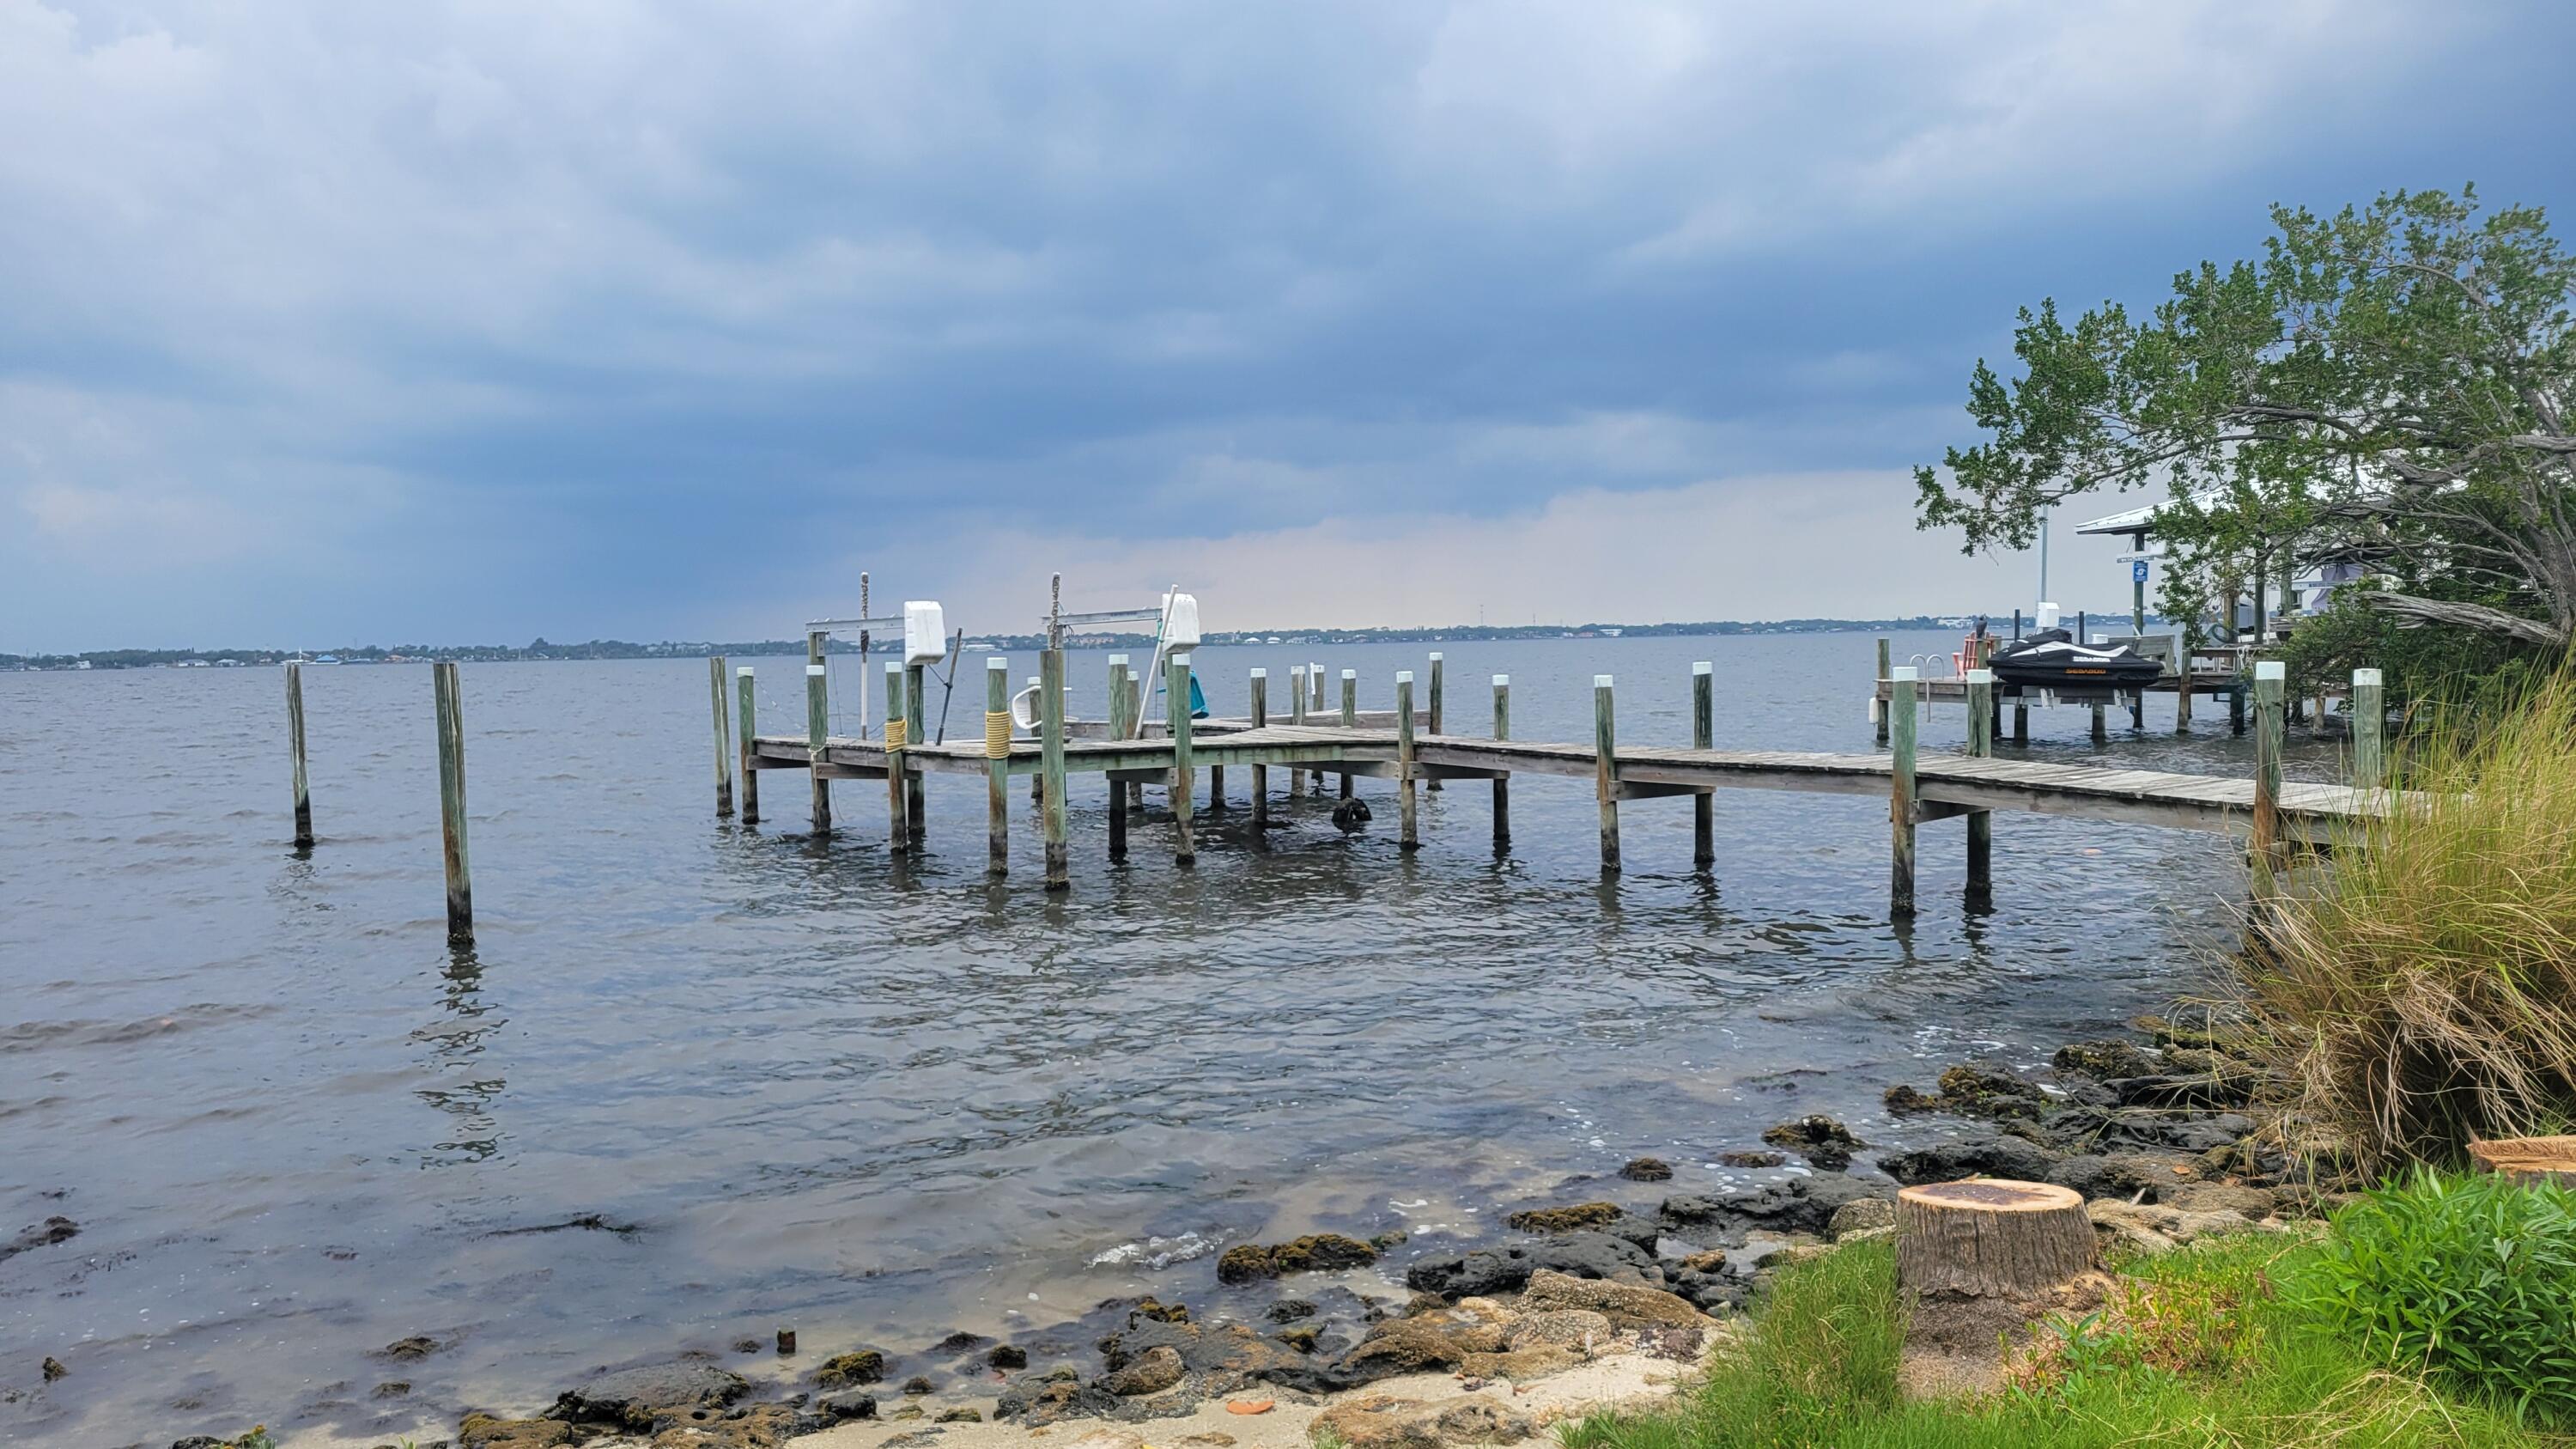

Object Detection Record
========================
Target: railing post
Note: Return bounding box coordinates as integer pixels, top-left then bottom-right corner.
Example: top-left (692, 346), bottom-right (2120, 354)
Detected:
top-left (1595, 674), bottom-right (1619, 873)
top-left (985, 656), bottom-right (1011, 877)
top-left (805, 661), bottom-right (832, 836)
top-left (433, 661), bottom-right (473, 944)
top-left (709, 656), bottom-right (735, 818)
top-left (2352, 667), bottom-right (2385, 788)
top-left (1041, 649), bottom-right (1068, 889)
top-left (1425, 652), bottom-right (1443, 793)
top-left (1395, 671), bottom-right (1419, 851)
top-left (1492, 674), bottom-right (1511, 850)
top-left (1249, 668), bottom-right (1269, 830)
top-left (1691, 661), bottom-right (1714, 868)
top-left (1889, 666), bottom-right (1917, 919)
top-left (2252, 661), bottom-right (2285, 897)
top-left (1168, 653), bottom-right (1195, 865)
top-left (1965, 667), bottom-right (1993, 904)
top-left (1339, 669), bottom-right (1358, 801)
top-left (737, 666), bottom-right (760, 825)
top-left (285, 660), bottom-right (313, 847)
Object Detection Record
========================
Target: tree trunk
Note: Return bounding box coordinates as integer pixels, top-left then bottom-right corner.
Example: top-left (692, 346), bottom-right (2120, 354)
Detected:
top-left (1896, 1181), bottom-right (2094, 1300)
top-left (2469, 1135), bottom-right (2576, 1186)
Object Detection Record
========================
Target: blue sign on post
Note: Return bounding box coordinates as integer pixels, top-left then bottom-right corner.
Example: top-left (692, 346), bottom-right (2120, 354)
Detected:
top-left (2132, 559), bottom-right (2151, 584)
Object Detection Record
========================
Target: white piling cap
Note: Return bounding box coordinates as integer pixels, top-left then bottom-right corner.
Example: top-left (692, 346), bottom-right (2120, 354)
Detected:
top-left (1341, 668), bottom-right (1356, 679)
top-left (1108, 654), bottom-right (1128, 665)
top-left (1892, 666), bottom-right (1919, 680)
top-left (884, 661), bottom-right (902, 675)
top-left (2354, 667), bottom-right (2383, 685)
top-left (1692, 661), bottom-right (1712, 675)
top-left (737, 666), bottom-right (754, 677)
top-left (1396, 670), bottom-right (1413, 683)
top-left (987, 655), bottom-right (1009, 671)
top-left (806, 664), bottom-right (827, 676)
top-left (1250, 667), bottom-right (1267, 677)
top-left (1966, 668), bottom-right (1993, 684)
top-left (1492, 674), bottom-right (1509, 685)
top-left (1595, 674), bottom-right (1613, 687)
top-left (2256, 661), bottom-right (2286, 680)
top-left (1291, 664), bottom-right (1306, 676)
top-left (1428, 652), bottom-right (1443, 661)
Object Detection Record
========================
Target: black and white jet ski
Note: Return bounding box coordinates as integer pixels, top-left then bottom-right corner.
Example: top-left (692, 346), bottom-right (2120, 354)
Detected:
top-left (1987, 605), bottom-right (2164, 689)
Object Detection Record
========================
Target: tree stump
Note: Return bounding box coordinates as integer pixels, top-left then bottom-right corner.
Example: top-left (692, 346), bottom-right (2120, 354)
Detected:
top-left (2469, 1135), bottom-right (2576, 1186)
top-left (1896, 1180), bottom-right (2094, 1300)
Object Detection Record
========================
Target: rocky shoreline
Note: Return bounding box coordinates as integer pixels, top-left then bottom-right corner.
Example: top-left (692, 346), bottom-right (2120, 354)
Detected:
top-left (153, 1017), bottom-right (2303, 1449)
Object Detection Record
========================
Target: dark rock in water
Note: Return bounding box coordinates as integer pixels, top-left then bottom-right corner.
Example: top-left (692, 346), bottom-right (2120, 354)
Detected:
top-left (1103, 1343), bottom-right (1185, 1396)
top-left (731, 1337), bottom-right (762, 1355)
top-left (170, 1439), bottom-right (226, 1449)
top-left (1332, 797), bottom-right (1372, 830)
top-left (1717, 1150), bottom-right (1787, 1169)
top-left (1504, 1202), bottom-right (1620, 1233)
top-left (1370, 1229), bottom-right (1409, 1250)
top-left (1760, 1116), bottom-right (1863, 1170)
top-left (372, 1379), bottom-right (411, 1398)
top-left (1619, 1157), bottom-right (1674, 1182)
top-left (996, 1374), bottom-right (1124, 1425)
top-left (3, 1216), bottom-right (78, 1263)
top-left (1876, 1135), bottom-right (2058, 1185)
top-left (987, 1344), bottom-right (1028, 1370)
top-left (817, 1391), bottom-right (878, 1422)
top-left (378, 1335), bottom-right (442, 1362)
top-left (1885, 1067), bottom-right (2048, 1123)
top-left (776, 1328), bottom-right (798, 1355)
top-left (1403, 1230), bottom-right (1657, 1299)
top-left (2054, 1039), bottom-right (2158, 1081)
top-left (933, 1330), bottom-right (990, 1353)
top-left (902, 1374), bottom-right (935, 1395)
top-left (814, 1349), bottom-right (887, 1388)
top-left (1265, 1299), bottom-right (1319, 1324)
top-left (1659, 1174), bottom-right (1887, 1238)
top-left (1883, 1085), bottom-right (1941, 1116)
top-left (550, 1360), bottom-right (750, 1431)
top-left (937, 1407), bottom-right (984, 1422)
top-left (1127, 1295), bottom-right (1191, 1324)
top-left (1217, 1233), bottom-right (1377, 1282)
top-left (1273, 1324), bottom-right (1321, 1354)
top-left (41, 1355), bottom-right (66, 1382)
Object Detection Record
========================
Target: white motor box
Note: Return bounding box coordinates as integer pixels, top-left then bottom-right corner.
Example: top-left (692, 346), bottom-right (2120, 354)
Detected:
top-left (1161, 591), bottom-right (1202, 648)
top-left (903, 601), bottom-right (948, 663)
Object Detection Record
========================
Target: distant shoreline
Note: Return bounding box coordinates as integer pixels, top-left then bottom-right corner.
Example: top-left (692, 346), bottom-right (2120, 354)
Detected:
top-left (4, 613), bottom-right (2177, 672)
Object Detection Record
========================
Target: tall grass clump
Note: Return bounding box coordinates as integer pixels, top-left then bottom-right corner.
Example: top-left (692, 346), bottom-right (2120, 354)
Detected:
top-left (2238, 669), bottom-right (2576, 1172)
top-left (2302, 1169), bottom-right (2576, 1427)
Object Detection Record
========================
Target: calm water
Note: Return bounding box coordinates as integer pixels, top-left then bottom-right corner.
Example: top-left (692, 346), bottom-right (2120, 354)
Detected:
top-left (1, 632), bottom-right (2339, 1445)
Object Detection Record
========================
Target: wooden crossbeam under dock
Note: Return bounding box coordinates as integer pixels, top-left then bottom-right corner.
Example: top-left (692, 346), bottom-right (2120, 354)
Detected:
top-left (749, 724), bottom-right (2384, 845)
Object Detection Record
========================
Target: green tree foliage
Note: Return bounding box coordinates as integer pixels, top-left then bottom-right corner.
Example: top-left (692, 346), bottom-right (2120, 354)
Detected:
top-left (1917, 188), bottom-right (2576, 650)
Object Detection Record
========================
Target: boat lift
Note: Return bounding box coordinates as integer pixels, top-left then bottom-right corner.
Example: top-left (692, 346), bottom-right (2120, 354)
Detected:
top-left (807, 575), bottom-right (951, 739)
top-left (1015, 583), bottom-right (1205, 734)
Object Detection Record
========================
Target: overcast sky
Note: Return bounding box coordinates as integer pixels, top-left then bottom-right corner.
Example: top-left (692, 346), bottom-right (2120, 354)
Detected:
top-left (5, 1), bottom-right (2570, 648)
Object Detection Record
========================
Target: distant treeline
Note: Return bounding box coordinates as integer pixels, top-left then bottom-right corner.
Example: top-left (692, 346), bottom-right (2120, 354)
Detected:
top-left (9, 615), bottom-right (2147, 671)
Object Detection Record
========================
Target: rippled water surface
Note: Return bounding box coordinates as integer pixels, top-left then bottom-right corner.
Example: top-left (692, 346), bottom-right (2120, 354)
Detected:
top-left (0, 632), bottom-right (2343, 1445)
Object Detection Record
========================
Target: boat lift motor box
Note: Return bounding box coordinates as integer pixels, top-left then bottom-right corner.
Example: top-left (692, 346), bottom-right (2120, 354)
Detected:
top-left (902, 601), bottom-right (948, 664)
top-left (1160, 591), bottom-right (1202, 648)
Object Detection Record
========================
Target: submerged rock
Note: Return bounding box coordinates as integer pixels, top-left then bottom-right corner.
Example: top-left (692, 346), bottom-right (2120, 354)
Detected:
top-left (1216, 1233), bottom-right (1377, 1282)
top-left (1332, 798), bottom-right (1373, 831)
top-left (1619, 1157), bottom-right (1674, 1182)
top-left (1502, 1202), bottom-right (1621, 1233)
top-left (1760, 1116), bottom-right (1864, 1170)
top-left (549, 1359), bottom-right (750, 1431)
top-left (2, 1216), bottom-right (78, 1263)
top-left (1264, 1299), bottom-right (1318, 1324)
top-left (1716, 1150), bottom-right (1787, 1169)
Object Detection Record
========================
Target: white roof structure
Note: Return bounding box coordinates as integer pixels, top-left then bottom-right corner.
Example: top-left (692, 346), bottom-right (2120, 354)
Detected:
top-left (2072, 490), bottom-right (2225, 538)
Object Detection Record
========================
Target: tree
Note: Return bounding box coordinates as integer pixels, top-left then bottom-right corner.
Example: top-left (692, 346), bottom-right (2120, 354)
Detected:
top-left (1916, 188), bottom-right (2576, 650)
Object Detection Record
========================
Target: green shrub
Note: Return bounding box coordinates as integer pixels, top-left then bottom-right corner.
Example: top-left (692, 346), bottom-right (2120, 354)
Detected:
top-left (2302, 1169), bottom-right (2576, 1426)
top-left (2235, 671), bottom-right (2576, 1171)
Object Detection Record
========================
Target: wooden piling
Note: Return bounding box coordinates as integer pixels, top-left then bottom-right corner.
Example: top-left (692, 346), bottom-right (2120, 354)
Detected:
top-left (1965, 668), bottom-right (1993, 903)
top-left (1425, 653), bottom-right (1444, 793)
top-left (1311, 662), bottom-right (1327, 792)
top-left (905, 661), bottom-right (927, 843)
top-left (986, 656), bottom-right (1011, 876)
top-left (709, 656), bottom-right (735, 818)
top-left (2176, 664), bottom-right (2194, 734)
top-left (432, 661), bottom-right (473, 943)
top-left (2230, 682), bottom-right (2248, 736)
top-left (285, 660), bottom-right (313, 847)
top-left (2013, 699), bottom-right (2029, 745)
top-left (1691, 661), bottom-right (1714, 868)
top-left (1492, 674), bottom-right (1510, 849)
top-left (884, 663), bottom-right (909, 854)
top-left (805, 661), bottom-right (832, 836)
top-left (1041, 649), bottom-right (1068, 889)
top-left (1287, 667), bottom-right (1309, 798)
top-left (1249, 669), bottom-right (1269, 829)
top-left (1395, 672), bottom-right (1419, 851)
top-left (1889, 666), bottom-right (1917, 919)
top-left (737, 667), bottom-right (760, 825)
top-left (1594, 674), bottom-right (1619, 872)
top-left (1874, 637), bottom-right (1892, 746)
top-left (1168, 654), bottom-right (1195, 866)
top-left (2252, 661), bottom-right (2285, 896)
top-left (2352, 667), bottom-right (2385, 788)
top-left (1339, 670), bottom-right (1358, 801)
top-left (2090, 700), bottom-right (2107, 744)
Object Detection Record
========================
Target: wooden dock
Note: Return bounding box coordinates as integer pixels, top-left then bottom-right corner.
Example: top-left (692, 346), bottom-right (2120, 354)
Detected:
top-left (731, 650), bottom-right (2387, 916)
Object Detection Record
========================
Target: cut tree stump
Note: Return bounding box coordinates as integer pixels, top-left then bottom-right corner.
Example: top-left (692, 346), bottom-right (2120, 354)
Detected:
top-left (2469, 1135), bottom-right (2576, 1186)
top-left (1896, 1179), bottom-right (2094, 1300)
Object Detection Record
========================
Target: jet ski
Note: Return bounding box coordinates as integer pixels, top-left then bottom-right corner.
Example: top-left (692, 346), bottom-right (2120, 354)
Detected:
top-left (1988, 604), bottom-right (2165, 689)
